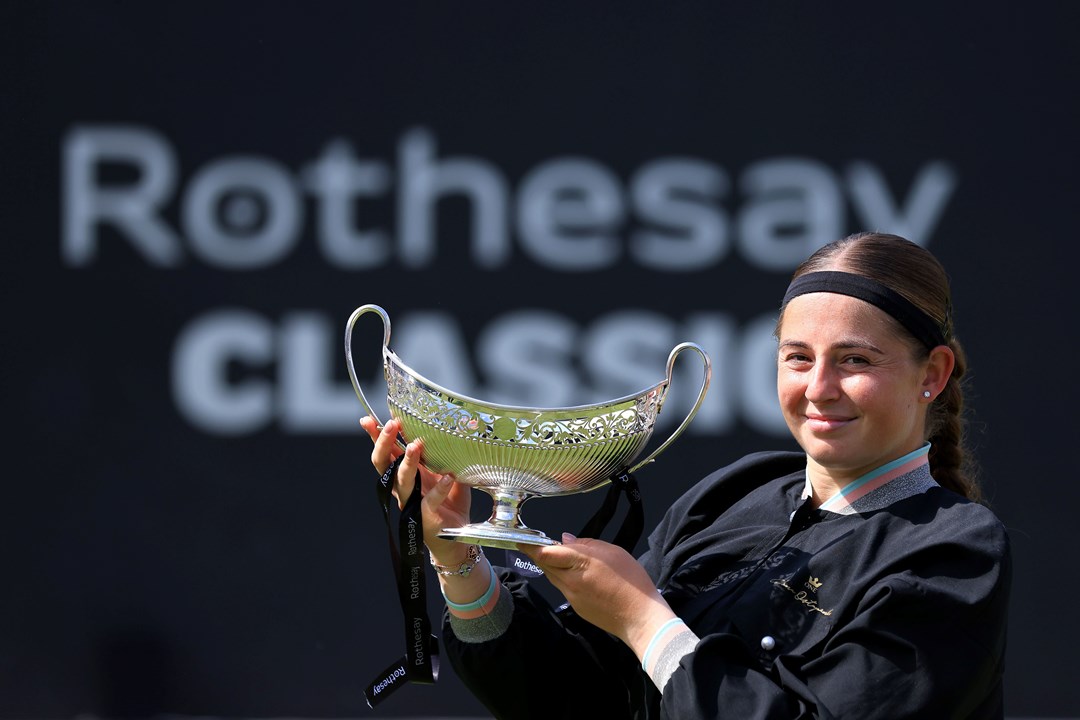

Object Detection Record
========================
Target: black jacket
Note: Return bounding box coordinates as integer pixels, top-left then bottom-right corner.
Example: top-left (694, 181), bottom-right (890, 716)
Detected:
top-left (444, 451), bottom-right (1012, 719)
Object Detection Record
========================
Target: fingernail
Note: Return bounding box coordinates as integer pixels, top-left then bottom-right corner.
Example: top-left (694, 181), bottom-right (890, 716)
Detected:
top-left (562, 532), bottom-right (577, 544)
top-left (438, 475), bottom-right (452, 487)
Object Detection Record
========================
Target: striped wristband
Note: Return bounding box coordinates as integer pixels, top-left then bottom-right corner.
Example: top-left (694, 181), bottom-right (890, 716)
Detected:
top-left (641, 617), bottom-right (687, 672)
top-left (443, 562), bottom-right (498, 612)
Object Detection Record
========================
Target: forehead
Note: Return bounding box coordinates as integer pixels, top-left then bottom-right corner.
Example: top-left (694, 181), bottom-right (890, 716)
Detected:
top-left (779, 292), bottom-right (898, 341)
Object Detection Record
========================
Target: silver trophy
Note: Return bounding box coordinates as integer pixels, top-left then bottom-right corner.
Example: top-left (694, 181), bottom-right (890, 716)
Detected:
top-left (345, 304), bottom-right (711, 549)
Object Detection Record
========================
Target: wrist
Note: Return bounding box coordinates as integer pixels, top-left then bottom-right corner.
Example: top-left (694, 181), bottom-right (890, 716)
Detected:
top-left (443, 562), bottom-right (500, 617)
top-left (640, 616), bottom-right (687, 675)
top-left (626, 603), bottom-right (681, 659)
top-left (430, 543), bottom-right (484, 577)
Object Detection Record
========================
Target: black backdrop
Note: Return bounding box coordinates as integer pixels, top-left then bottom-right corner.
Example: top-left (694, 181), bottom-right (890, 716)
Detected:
top-left (4, 2), bottom-right (1079, 718)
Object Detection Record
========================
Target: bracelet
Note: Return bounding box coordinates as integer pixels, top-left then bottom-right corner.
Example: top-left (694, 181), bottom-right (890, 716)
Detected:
top-left (641, 617), bottom-right (686, 672)
top-left (444, 562), bottom-right (499, 612)
top-left (430, 543), bottom-right (483, 577)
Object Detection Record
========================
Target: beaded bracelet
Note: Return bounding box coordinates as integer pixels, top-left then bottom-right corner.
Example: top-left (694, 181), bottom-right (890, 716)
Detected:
top-left (429, 544), bottom-right (483, 577)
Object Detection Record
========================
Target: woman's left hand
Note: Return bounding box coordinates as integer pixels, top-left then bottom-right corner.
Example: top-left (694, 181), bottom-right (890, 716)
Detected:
top-left (519, 534), bottom-right (677, 654)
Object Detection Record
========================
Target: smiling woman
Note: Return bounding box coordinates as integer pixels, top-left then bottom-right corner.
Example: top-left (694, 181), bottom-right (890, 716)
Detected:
top-left (778, 232), bottom-right (979, 503)
top-left (777, 289), bottom-right (950, 496)
top-left (777, 290), bottom-right (952, 508)
top-left (364, 231), bottom-right (1011, 719)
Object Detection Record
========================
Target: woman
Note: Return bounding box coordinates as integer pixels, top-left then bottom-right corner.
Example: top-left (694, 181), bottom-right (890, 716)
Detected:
top-left (361, 232), bottom-right (1011, 718)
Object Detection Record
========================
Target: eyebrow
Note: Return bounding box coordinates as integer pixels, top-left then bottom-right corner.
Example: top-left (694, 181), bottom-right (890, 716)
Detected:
top-left (778, 338), bottom-right (885, 354)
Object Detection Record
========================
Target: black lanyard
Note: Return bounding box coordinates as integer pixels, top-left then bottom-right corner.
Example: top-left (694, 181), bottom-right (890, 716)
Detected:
top-left (364, 455), bottom-right (439, 708)
top-left (366, 463), bottom-right (642, 705)
top-left (578, 468), bottom-right (644, 552)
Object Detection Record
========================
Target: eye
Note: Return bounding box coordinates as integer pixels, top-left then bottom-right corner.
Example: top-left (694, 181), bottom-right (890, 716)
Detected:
top-left (841, 355), bottom-right (870, 366)
top-left (781, 351), bottom-right (812, 365)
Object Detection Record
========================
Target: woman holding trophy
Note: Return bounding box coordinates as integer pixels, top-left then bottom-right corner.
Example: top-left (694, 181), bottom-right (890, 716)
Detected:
top-left (361, 232), bottom-right (1011, 718)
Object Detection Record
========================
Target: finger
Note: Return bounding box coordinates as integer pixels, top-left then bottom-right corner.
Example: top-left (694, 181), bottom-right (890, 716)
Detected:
top-left (395, 437), bottom-right (424, 506)
top-left (520, 541), bottom-right (581, 571)
top-left (370, 418), bottom-right (403, 474)
top-left (445, 474), bottom-right (468, 502)
top-left (359, 415), bottom-right (381, 442)
top-left (399, 436), bottom-right (422, 476)
top-left (423, 473), bottom-right (454, 512)
top-left (518, 532), bottom-right (579, 559)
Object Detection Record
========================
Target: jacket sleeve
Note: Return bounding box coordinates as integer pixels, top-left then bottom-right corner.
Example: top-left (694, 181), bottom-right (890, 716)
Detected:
top-left (441, 569), bottom-right (640, 719)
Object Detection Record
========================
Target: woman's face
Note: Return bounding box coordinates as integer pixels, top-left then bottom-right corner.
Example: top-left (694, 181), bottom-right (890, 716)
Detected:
top-left (777, 292), bottom-right (932, 483)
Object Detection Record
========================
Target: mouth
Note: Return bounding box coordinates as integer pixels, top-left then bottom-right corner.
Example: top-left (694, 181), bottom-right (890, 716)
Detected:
top-left (803, 413), bottom-right (853, 432)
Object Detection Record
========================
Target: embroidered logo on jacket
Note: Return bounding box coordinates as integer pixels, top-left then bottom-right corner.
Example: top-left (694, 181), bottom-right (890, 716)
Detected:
top-left (771, 575), bottom-right (834, 616)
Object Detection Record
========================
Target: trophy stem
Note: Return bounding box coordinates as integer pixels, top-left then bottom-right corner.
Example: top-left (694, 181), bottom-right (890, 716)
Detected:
top-left (488, 487), bottom-right (529, 527)
top-left (437, 487), bottom-right (558, 549)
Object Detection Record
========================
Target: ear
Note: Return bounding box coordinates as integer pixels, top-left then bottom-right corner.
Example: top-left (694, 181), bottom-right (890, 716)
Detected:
top-left (921, 345), bottom-right (955, 401)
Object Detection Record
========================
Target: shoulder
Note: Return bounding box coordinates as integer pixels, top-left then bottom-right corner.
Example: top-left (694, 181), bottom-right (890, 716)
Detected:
top-left (941, 490), bottom-right (1012, 574)
top-left (654, 450), bottom-right (805, 538)
top-left (686, 450), bottom-right (807, 502)
top-left (866, 488), bottom-right (1012, 612)
top-left (899, 486), bottom-right (1010, 557)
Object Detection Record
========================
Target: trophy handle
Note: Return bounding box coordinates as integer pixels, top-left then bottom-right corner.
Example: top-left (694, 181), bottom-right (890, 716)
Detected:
top-left (344, 303), bottom-right (394, 430)
top-left (627, 341), bottom-right (712, 474)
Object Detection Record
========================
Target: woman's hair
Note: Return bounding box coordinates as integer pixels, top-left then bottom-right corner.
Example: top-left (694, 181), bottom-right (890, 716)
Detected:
top-left (782, 231), bottom-right (982, 502)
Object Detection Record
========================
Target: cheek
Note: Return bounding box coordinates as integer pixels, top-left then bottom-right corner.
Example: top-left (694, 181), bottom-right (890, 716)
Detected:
top-left (838, 377), bottom-right (874, 406)
top-left (776, 371), bottom-right (804, 408)
top-left (841, 376), bottom-right (903, 417)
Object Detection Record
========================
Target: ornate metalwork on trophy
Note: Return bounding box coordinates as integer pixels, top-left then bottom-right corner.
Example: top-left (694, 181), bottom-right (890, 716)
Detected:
top-left (345, 304), bottom-right (711, 549)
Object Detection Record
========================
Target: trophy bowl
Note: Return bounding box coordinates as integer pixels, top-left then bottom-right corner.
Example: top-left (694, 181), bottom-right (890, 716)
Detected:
top-left (345, 304), bottom-right (711, 549)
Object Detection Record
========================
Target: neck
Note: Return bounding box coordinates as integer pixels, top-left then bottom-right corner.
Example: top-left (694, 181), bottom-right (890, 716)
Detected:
top-left (805, 444), bottom-right (932, 509)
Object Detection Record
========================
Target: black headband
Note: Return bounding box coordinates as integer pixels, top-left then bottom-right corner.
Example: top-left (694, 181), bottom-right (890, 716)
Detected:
top-left (781, 271), bottom-right (947, 350)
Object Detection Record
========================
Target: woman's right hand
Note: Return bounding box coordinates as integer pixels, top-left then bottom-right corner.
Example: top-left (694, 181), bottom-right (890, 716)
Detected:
top-left (522, 534), bottom-right (678, 662)
top-left (359, 415), bottom-right (473, 565)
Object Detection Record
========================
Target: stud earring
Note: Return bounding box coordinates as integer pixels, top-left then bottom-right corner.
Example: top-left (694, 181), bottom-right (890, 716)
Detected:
top-left (922, 390), bottom-right (932, 399)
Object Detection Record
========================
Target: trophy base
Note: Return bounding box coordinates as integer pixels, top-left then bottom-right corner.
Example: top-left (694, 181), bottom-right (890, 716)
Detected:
top-left (438, 523), bottom-right (559, 550)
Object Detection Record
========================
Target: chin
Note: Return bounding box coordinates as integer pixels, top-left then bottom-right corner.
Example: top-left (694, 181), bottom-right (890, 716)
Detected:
top-left (799, 437), bottom-right (852, 465)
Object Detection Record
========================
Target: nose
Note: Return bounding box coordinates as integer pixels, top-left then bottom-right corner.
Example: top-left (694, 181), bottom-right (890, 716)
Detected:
top-left (805, 361), bottom-right (841, 403)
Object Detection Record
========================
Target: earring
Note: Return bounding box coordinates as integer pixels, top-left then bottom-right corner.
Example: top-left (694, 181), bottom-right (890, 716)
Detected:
top-left (922, 390), bottom-right (932, 399)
